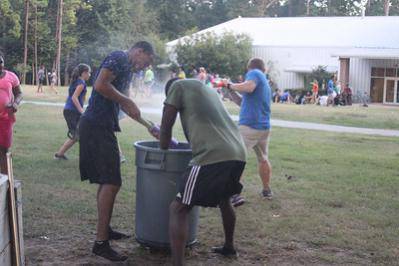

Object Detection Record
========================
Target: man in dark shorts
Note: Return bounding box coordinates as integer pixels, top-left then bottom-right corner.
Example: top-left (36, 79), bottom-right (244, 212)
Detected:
top-left (79, 41), bottom-right (154, 261)
top-left (160, 78), bottom-right (247, 266)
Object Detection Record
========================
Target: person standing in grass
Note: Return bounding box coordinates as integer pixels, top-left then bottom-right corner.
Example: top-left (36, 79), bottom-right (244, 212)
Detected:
top-left (79, 41), bottom-right (155, 262)
top-left (143, 65), bottom-right (154, 97)
top-left (49, 69), bottom-right (59, 94)
top-left (0, 53), bottom-right (23, 174)
top-left (312, 79), bottom-right (319, 104)
top-left (224, 58), bottom-right (273, 207)
top-left (54, 64), bottom-right (91, 160)
top-left (160, 78), bottom-right (247, 266)
top-left (37, 65), bottom-right (45, 93)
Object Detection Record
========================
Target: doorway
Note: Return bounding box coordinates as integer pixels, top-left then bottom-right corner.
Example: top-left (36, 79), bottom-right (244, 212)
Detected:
top-left (384, 78), bottom-right (399, 104)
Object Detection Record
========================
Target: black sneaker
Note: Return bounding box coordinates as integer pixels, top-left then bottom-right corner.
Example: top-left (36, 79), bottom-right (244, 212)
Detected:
top-left (109, 227), bottom-right (130, 240)
top-left (92, 240), bottom-right (128, 262)
top-left (261, 189), bottom-right (273, 200)
top-left (230, 194), bottom-right (245, 207)
top-left (211, 246), bottom-right (238, 257)
top-left (54, 153), bottom-right (68, 160)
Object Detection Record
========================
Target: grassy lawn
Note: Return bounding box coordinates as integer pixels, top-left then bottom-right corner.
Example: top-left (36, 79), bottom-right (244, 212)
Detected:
top-left (225, 101), bottom-right (399, 130)
top-left (11, 103), bottom-right (399, 265)
top-left (23, 84), bottom-right (399, 130)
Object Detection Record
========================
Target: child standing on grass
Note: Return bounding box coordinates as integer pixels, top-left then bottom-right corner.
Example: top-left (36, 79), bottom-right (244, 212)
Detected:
top-left (54, 64), bottom-right (91, 160)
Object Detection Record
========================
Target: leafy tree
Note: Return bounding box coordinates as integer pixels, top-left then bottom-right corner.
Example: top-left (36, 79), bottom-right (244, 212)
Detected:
top-left (175, 31), bottom-right (252, 78)
top-left (0, 0), bottom-right (23, 70)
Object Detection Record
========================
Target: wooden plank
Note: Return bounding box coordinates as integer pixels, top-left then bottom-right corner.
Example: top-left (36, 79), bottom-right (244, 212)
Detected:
top-left (0, 210), bottom-right (10, 255)
top-left (0, 176), bottom-right (10, 255)
top-left (0, 243), bottom-right (12, 266)
top-left (15, 181), bottom-right (25, 266)
top-left (0, 175), bottom-right (8, 213)
top-left (0, 177), bottom-right (24, 266)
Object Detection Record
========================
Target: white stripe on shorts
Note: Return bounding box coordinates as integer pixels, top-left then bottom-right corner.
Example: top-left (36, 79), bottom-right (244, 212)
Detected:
top-left (182, 166), bottom-right (197, 204)
top-left (183, 166), bottom-right (201, 205)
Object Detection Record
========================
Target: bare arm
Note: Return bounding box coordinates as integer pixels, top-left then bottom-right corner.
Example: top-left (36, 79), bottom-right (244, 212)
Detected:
top-left (228, 89), bottom-right (242, 107)
top-left (230, 80), bottom-right (256, 94)
top-left (71, 84), bottom-right (85, 114)
top-left (8, 85), bottom-right (23, 113)
top-left (12, 85), bottom-right (23, 105)
top-left (160, 104), bottom-right (178, 150)
top-left (95, 68), bottom-right (140, 120)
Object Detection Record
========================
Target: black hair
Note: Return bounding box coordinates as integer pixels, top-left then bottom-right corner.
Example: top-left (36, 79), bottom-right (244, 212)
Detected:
top-left (132, 41), bottom-right (154, 55)
top-left (71, 63), bottom-right (91, 83)
top-left (165, 78), bottom-right (181, 96)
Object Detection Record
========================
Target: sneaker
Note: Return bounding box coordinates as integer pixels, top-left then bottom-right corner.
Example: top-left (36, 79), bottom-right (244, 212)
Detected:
top-left (230, 194), bottom-right (245, 207)
top-left (92, 240), bottom-right (128, 262)
top-left (120, 155), bottom-right (126, 164)
top-left (109, 227), bottom-right (130, 240)
top-left (261, 189), bottom-right (273, 200)
top-left (211, 246), bottom-right (238, 257)
top-left (54, 153), bottom-right (68, 160)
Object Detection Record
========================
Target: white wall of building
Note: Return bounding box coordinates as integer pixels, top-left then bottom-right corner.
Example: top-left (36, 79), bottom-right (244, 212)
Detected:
top-left (252, 46), bottom-right (343, 90)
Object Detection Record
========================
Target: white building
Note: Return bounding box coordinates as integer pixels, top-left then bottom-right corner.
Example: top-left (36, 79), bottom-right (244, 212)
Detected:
top-left (167, 16), bottom-right (399, 104)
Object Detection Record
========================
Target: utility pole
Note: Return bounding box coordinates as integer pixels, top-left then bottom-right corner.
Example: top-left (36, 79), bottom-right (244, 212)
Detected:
top-left (22, 0), bottom-right (30, 84)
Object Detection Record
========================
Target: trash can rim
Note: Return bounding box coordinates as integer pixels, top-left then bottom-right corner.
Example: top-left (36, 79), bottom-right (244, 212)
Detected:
top-left (134, 140), bottom-right (191, 153)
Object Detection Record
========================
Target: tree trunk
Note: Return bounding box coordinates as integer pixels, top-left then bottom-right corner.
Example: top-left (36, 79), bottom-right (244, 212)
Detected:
top-left (384, 0), bottom-right (390, 15)
top-left (34, 4), bottom-right (38, 85)
top-left (22, 0), bottom-right (30, 84)
top-left (306, 0), bottom-right (311, 15)
top-left (55, 0), bottom-right (63, 86)
top-left (64, 52), bottom-right (70, 86)
top-left (31, 62), bottom-right (35, 84)
top-left (45, 68), bottom-right (49, 86)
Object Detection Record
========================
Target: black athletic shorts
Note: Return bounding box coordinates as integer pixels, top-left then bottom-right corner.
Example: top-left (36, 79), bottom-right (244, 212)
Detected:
top-left (79, 117), bottom-right (121, 186)
top-left (63, 109), bottom-right (81, 140)
top-left (176, 161), bottom-right (246, 207)
top-left (38, 77), bottom-right (45, 85)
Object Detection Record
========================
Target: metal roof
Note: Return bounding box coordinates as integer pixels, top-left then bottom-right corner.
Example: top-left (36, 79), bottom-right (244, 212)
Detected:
top-left (331, 48), bottom-right (399, 59)
top-left (167, 16), bottom-right (399, 49)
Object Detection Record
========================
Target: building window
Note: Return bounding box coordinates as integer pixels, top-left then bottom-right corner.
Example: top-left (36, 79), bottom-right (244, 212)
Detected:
top-left (371, 68), bottom-right (385, 77)
top-left (386, 68), bottom-right (396, 77)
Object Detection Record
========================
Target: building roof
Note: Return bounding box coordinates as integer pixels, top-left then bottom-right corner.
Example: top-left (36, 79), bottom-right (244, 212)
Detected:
top-left (331, 48), bottom-right (399, 59)
top-left (167, 16), bottom-right (399, 49)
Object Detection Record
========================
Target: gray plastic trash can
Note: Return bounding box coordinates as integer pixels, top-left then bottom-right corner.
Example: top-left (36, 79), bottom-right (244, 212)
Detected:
top-left (134, 141), bottom-right (199, 248)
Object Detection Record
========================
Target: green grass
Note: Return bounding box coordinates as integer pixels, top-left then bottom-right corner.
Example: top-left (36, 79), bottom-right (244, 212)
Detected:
top-left (23, 85), bottom-right (399, 130)
top-left (11, 103), bottom-right (399, 265)
top-left (225, 101), bottom-right (399, 130)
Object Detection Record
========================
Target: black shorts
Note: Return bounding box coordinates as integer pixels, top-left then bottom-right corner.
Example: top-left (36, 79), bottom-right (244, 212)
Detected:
top-left (79, 118), bottom-right (121, 186)
top-left (63, 109), bottom-right (81, 140)
top-left (177, 161), bottom-right (246, 207)
top-left (39, 77), bottom-right (45, 85)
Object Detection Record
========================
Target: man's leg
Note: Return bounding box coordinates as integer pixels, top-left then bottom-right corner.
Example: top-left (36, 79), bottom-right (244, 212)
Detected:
top-left (211, 198), bottom-right (238, 256)
top-left (96, 184), bottom-right (120, 241)
top-left (169, 200), bottom-right (191, 266)
top-left (0, 146), bottom-right (8, 175)
top-left (55, 139), bottom-right (76, 157)
top-left (219, 198), bottom-right (235, 250)
top-left (258, 159), bottom-right (272, 191)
